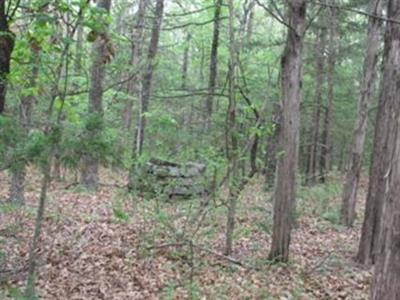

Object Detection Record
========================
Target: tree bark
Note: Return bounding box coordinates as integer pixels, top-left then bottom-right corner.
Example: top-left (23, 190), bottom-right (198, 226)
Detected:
top-left (80, 0), bottom-right (112, 190)
top-left (0, 2), bottom-right (15, 114)
top-left (306, 23), bottom-right (326, 185)
top-left (371, 1), bottom-right (400, 297)
top-left (268, 0), bottom-right (306, 262)
top-left (341, 0), bottom-right (382, 228)
top-left (123, 0), bottom-right (146, 131)
top-left (224, 0), bottom-right (239, 256)
top-left (205, 0), bottom-right (223, 129)
top-left (356, 2), bottom-right (390, 266)
top-left (129, 0), bottom-right (164, 190)
top-left (74, 23), bottom-right (84, 74)
top-left (319, 2), bottom-right (337, 183)
top-left (246, 0), bottom-right (255, 43)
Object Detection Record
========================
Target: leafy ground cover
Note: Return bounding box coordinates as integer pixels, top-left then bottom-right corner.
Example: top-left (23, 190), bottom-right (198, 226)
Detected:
top-left (0, 170), bottom-right (371, 299)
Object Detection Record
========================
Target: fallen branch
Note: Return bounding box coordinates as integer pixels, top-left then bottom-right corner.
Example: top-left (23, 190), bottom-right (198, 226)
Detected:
top-left (149, 241), bottom-right (262, 271)
top-left (302, 251), bottom-right (334, 277)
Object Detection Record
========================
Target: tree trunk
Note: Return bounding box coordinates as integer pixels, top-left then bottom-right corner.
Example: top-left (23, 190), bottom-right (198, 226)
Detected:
top-left (371, 1), bottom-right (400, 297)
top-left (356, 4), bottom-right (390, 266)
top-left (205, 0), bottom-right (223, 129)
top-left (123, 0), bottom-right (146, 131)
top-left (341, 0), bottom-right (382, 228)
top-left (128, 0), bottom-right (164, 190)
top-left (319, 2), bottom-right (337, 183)
top-left (306, 23), bottom-right (326, 185)
top-left (74, 21), bottom-right (84, 74)
top-left (9, 41), bottom-right (41, 205)
top-left (246, 0), bottom-right (255, 43)
top-left (181, 33), bottom-right (191, 90)
top-left (80, 0), bottom-right (112, 190)
top-left (25, 155), bottom-right (52, 298)
top-left (0, 3), bottom-right (15, 114)
top-left (268, 0), bottom-right (306, 262)
top-left (264, 103), bottom-right (281, 189)
top-left (224, 0), bottom-right (239, 256)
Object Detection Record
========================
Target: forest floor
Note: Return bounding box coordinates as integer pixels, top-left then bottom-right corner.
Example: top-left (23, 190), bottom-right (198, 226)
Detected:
top-left (0, 169), bottom-right (371, 300)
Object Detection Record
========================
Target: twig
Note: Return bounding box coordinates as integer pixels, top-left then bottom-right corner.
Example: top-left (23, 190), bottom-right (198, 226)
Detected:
top-left (302, 251), bottom-right (334, 277)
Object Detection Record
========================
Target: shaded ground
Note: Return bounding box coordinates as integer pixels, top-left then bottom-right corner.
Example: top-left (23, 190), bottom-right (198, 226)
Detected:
top-left (0, 170), bottom-right (371, 299)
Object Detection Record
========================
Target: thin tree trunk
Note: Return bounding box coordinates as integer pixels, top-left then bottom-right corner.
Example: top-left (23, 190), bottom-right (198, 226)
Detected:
top-left (123, 0), bottom-right (146, 131)
top-left (341, 0), bottom-right (382, 228)
top-left (25, 156), bottom-right (52, 298)
top-left (181, 33), bottom-right (191, 90)
top-left (371, 1), bottom-right (400, 297)
top-left (80, 0), bottom-right (112, 190)
top-left (306, 24), bottom-right (326, 185)
top-left (246, 1), bottom-right (255, 43)
top-left (75, 21), bottom-right (84, 74)
top-left (264, 103), bottom-right (281, 189)
top-left (0, 3), bottom-right (15, 114)
top-left (199, 41), bottom-right (205, 84)
top-left (205, 0), bottom-right (223, 129)
top-left (224, 0), bottom-right (239, 256)
top-left (319, 2), bottom-right (337, 183)
top-left (268, 0), bottom-right (306, 262)
top-left (9, 41), bottom-right (41, 204)
top-left (128, 0), bottom-right (164, 190)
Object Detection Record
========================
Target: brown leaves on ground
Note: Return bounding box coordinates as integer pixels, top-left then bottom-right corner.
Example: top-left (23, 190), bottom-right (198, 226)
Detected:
top-left (0, 170), bottom-right (371, 299)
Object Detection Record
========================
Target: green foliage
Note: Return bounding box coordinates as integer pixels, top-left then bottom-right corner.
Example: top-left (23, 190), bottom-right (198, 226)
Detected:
top-left (297, 180), bottom-right (342, 225)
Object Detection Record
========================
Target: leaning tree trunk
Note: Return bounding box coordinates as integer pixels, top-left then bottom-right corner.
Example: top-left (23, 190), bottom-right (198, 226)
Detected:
top-left (205, 0), bottom-right (223, 129)
top-left (80, 0), bottom-right (112, 190)
top-left (268, 0), bottom-right (306, 262)
top-left (128, 0), bottom-right (164, 190)
top-left (341, 0), bottom-right (382, 228)
top-left (371, 1), bottom-right (400, 297)
top-left (9, 41), bottom-right (41, 205)
top-left (0, 2), bottom-right (15, 114)
top-left (319, 2), bottom-right (337, 183)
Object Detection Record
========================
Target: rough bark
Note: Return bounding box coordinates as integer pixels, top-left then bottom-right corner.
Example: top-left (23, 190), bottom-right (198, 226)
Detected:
top-left (80, 0), bottom-right (112, 190)
top-left (356, 2), bottom-right (391, 266)
top-left (0, 2), bottom-right (15, 114)
top-left (371, 1), bottom-right (400, 297)
top-left (224, 0), bottom-right (239, 256)
top-left (306, 24), bottom-right (326, 185)
top-left (268, 0), bottom-right (306, 262)
top-left (128, 0), bottom-right (164, 190)
top-left (319, 2), bottom-right (337, 183)
top-left (123, 0), bottom-right (146, 131)
top-left (205, 0), bottom-right (223, 128)
top-left (341, 0), bottom-right (382, 228)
